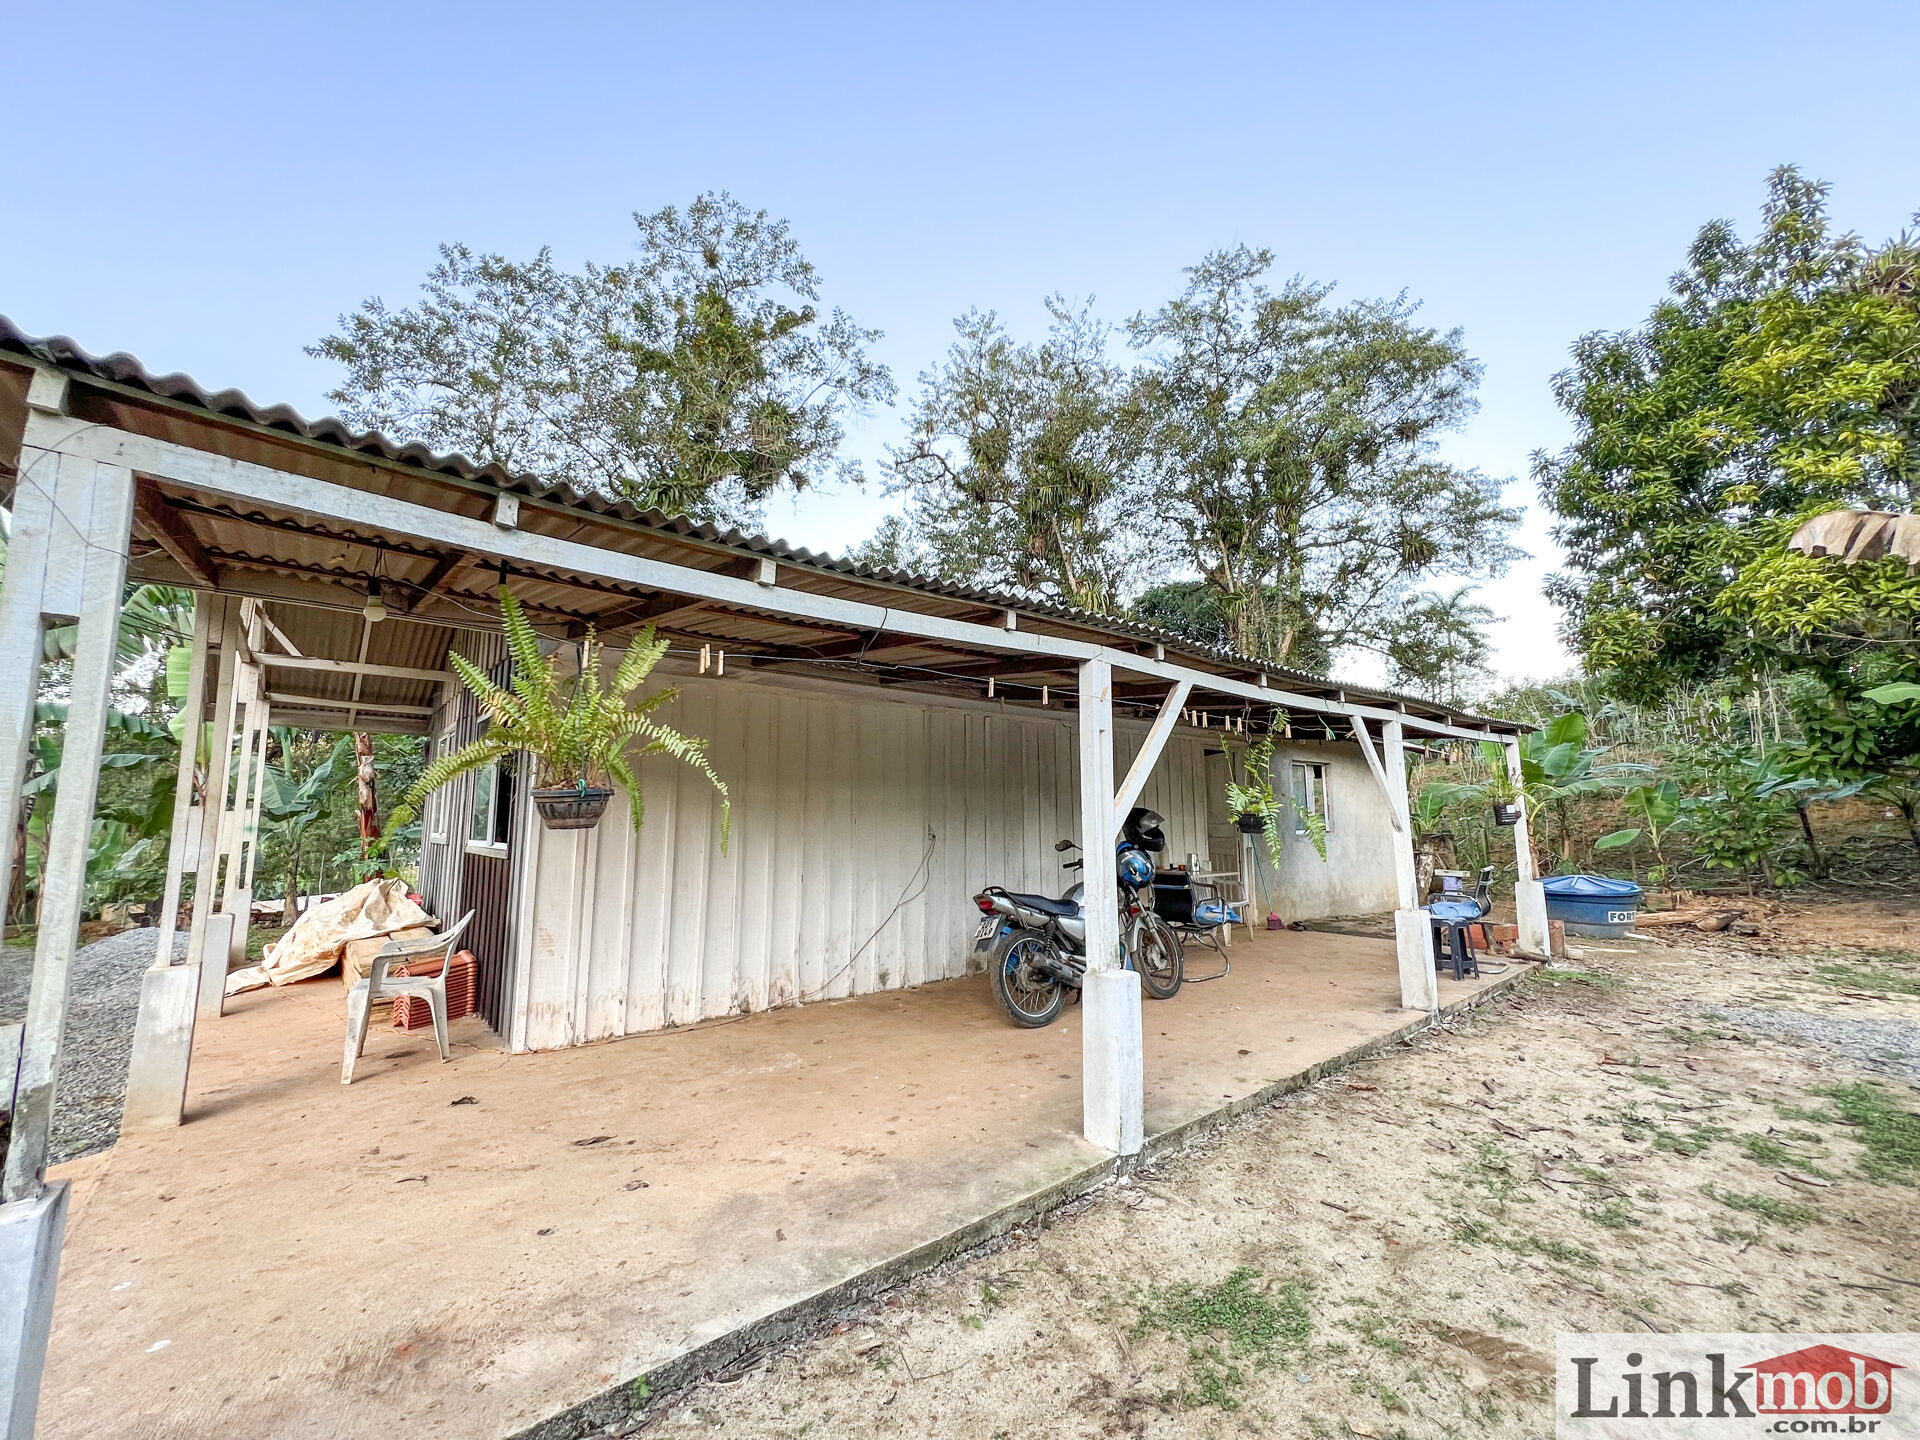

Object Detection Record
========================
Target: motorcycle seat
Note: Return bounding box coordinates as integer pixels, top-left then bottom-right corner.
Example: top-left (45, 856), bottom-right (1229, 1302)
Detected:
top-left (1004, 891), bottom-right (1078, 918)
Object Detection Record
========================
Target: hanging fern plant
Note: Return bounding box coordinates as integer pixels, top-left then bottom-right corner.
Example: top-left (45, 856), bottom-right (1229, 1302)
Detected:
top-left (386, 588), bottom-right (729, 846)
top-left (1224, 731), bottom-right (1328, 868)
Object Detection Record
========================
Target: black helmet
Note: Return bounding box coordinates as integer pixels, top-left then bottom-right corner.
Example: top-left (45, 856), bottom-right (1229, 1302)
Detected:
top-left (1123, 806), bottom-right (1166, 854)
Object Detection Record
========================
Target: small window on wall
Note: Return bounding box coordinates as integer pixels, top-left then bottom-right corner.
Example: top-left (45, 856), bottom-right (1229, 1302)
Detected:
top-left (1290, 761), bottom-right (1330, 835)
top-left (427, 729), bottom-right (455, 845)
top-left (467, 755), bottom-right (514, 854)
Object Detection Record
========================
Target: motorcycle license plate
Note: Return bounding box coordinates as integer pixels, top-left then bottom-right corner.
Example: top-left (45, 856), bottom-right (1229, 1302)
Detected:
top-left (973, 916), bottom-right (999, 943)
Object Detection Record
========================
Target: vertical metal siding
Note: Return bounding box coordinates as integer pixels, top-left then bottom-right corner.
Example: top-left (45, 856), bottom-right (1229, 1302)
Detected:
top-left (512, 675), bottom-right (1216, 1050)
top-left (415, 632), bottom-right (522, 1034)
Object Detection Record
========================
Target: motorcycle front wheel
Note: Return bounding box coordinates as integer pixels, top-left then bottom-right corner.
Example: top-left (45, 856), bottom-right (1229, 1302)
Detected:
top-left (1133, 913), bottom-right (1185, 1000)
top-left (991, 934), bottom-right (1069, 1028)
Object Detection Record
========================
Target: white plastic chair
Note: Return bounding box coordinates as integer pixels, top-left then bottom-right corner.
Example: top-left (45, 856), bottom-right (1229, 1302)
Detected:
top-left (341, 910), bottom-right (475, 1084)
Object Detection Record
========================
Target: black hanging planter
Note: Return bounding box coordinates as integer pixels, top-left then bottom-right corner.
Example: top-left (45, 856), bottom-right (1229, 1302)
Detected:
top-left (1491, 801), bottom-right (1522, 828)
top-left (1234, 811), bottom-right (1270, 834)
top-left (533, 782), bottom-right (614, 831)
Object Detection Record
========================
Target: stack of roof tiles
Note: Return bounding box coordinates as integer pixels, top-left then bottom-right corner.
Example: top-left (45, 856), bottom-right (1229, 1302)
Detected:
top-left (391, 951), bottom-right (478, 1031)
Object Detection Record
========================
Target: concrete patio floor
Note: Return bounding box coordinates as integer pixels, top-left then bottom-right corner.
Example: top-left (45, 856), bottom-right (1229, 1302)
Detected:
top-left (42, 924), bottom-right (1507, 1439)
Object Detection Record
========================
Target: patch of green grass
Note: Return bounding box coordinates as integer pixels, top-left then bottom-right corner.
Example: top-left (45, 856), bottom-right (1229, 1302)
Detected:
top-left (1775, 1100), bottom-right (1838, 1126)
top-left (1131, 1267), bottom-right (1312, 1410)
top-left (1466, 1141), bottom-right (1529, 1204)
top-left (1340, 1314), bottom-right (1407, 1357)
top-left (1812, 958), bottom-right (1920, 997)
top-left (1813, 1081), bottom-right (1920, 1183)
top-left (1740, 1133), bottom-right (1792, 1166)
top-left (1582, 1195), bottom-right (1638, 1230)
top-left (1629, 1070), bottom-right (1670, 1089)
top-left (1652, 1123), bottom-right (1730, 1157)
top-left (1449, 1217), bottom-right (1599, 1268)
top-left (1701, 1184), bottom-right (1817, 1228)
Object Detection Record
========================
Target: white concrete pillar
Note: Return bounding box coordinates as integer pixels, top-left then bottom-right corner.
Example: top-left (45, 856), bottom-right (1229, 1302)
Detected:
top-left (4, 454), bottom-right (134, 1201)
top-left (188, 605), bottom-right (240, 1017)
top-left (1506, 737), bottom-right (1551, 957)
top-left (125, 594), bottom-right (213, 1128)
top-left (119, 964), bottom-right (201, 1131)
top-left (0, 1181), bottom-right (67, 1439)
top-left (1076, 659), bottom-right (1142, 1155)
top-left (221, 646), bottom-right (266, 967)
top-left (0, 453), bottom-right (57, 934)
top-left (152, 596), bottom-right (211, 962)
top-left (1383, 719), bottom-right (1438, 1013)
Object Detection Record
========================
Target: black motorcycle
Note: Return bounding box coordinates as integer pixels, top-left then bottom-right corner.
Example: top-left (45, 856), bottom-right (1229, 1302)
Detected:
top-left (971, 806), bottom-right (1184, 1027)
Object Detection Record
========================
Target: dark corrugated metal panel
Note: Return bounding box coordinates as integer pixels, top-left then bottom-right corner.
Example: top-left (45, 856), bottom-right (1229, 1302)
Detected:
top-left (0, 316), bottom-right (1522, 731)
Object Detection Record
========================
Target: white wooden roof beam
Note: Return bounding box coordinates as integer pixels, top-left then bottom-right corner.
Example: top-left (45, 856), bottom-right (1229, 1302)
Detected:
top-left (23, 413), bottom-right (1509, 744)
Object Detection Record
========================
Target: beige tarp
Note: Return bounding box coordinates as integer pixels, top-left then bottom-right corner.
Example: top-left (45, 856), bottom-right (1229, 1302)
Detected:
top-left (226, 879), bottom-right (437, 995)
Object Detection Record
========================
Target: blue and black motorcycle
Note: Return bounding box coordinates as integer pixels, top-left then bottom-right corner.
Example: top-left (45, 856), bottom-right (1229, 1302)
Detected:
top-left (971, 806), bottom-right (1184, 1027)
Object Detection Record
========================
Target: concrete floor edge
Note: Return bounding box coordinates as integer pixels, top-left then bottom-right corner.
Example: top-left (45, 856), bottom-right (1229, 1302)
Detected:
top-left (511, 963), bottom-right (1533, 1440)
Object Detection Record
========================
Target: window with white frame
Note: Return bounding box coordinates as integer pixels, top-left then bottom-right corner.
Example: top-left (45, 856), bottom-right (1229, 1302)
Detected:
top-left (466, 751), bottom-right (513, 854)
top-left (427, 728), bottom-right (455, 844)
top-left (1290, 761), bottom-right (1331, 834)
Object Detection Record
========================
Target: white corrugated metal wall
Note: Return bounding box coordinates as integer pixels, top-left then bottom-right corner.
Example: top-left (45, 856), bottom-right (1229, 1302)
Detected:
top-left (511, 673), bottom-right (1211, 1051)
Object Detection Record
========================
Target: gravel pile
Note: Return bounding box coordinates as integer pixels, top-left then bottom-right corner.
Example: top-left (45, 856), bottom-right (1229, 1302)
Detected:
top-left (1707, 1003), bottom-right (1920, 1083)
top-left (0, 927), bottom-right (184, 1164)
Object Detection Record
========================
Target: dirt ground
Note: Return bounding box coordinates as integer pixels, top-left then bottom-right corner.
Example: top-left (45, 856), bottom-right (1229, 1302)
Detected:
top-left (633, 893), bottom-right (1920, 1439)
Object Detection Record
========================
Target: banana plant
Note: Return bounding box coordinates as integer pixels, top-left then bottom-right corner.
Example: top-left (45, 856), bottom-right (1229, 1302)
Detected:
top-left (258, 731), bottom-right (353, 923)
top-left (1593, 779), bottom-right (1684, 889)
top-left (1478, 712), bottom-right (1650, 867)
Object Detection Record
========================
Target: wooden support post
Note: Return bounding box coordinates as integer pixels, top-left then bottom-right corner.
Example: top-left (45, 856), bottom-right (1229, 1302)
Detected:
top-left (1506, 738), bottom-right (1551, 958)
top-left (4, 455), bottom-right (135, 1200)
top-left (1382, 719), bottom-right (1438, 1014)
top-left (1076, 659), bottom-right (1142, 1156)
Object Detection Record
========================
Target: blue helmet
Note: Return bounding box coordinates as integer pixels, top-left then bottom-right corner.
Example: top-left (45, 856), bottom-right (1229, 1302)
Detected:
top-left (1118, 848), bottom-right (1155, 888)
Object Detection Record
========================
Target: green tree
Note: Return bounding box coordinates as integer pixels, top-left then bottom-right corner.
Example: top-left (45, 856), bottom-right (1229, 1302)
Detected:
top-left (1128, 246), bottom-right (1520, 668)
top-left (310, 192), bottom-right (895, 526)
top-left (883, 299), bottom-right (1149, 612)
top-left (257, 732), bottom-right (353, 921)
top-left (1538, 167), bottom-right (1920, 699)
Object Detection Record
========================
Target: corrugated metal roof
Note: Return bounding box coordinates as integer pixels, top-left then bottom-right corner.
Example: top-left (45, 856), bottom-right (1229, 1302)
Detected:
top-left (0, 316), bottom-right (1522, 731)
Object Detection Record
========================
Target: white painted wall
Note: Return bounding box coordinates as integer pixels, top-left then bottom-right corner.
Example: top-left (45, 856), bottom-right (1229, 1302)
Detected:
top-left (1217, 738), bottom-right (1401, 921)
top-left (511, 672), bottom-right (1211, 1051)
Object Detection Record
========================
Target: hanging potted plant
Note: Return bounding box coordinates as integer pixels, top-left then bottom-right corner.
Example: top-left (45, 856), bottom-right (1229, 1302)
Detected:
top-left (1223, 734), bottom-right (1329, 865)
top-left (386, 588), bottom-right (730, 845)
top-left (1482, 768), bottom-right (1523, 827)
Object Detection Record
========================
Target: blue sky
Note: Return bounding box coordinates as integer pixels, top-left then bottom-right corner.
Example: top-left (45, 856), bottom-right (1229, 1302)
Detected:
top-left (7, 1), bottom-right (1917, 684)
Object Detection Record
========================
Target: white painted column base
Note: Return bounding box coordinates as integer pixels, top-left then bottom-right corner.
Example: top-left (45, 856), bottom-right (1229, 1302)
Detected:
top-left (1514, 879), bottom-right (1551, 958)
top-left (0, 1182), bottom-right (67, 1439)
top-left (197, 913), bottom-right (234, 1020)
top-left (227, 892), bottom-right (251, 970)
top-left (1081, 968), bottom-right (1144, 1156)
top-left (122, 962), bottom-right (201, 1130)
top-left (1394, 909), bottom-right (1439, 1013)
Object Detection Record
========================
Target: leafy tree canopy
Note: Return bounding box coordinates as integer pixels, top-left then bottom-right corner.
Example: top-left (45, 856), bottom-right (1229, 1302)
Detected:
top-left (1538, 167), bottom-right (1920, 701)
top-left (883, 299), bottom-right (1150, 614)
top-left (1129, 247), bottom-right (1521, 670)
top-left (311, 192), bottom-right (895, 526)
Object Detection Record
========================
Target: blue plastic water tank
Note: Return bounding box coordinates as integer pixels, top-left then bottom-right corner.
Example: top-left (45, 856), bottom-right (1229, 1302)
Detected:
top-left (1541, 874), bottom-right (1643, 938)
